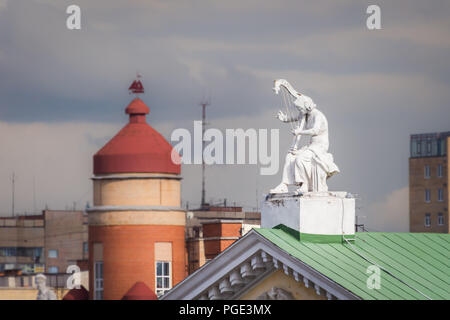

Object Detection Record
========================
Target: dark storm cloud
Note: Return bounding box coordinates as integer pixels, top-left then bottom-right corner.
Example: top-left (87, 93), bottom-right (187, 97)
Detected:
top-left (0, 0), bottom-right (449, 231)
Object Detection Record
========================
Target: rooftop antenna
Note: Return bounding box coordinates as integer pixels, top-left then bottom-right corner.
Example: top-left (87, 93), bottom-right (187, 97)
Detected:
top-left (200, 93), bottom-right (211, 209)
top-left (128, 72), bottom-right (145, 97)
top-left (256, 164), bottom-right (260, 212)
top-left (355, 215), bottom-right (367, 232)
top-left (11, 172), bottom-right (15, 217)
top-left (33, 176), bottom-right (36, 215)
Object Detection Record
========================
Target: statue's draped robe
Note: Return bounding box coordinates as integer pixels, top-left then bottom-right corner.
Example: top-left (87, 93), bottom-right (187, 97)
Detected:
top-left (281, 109), bottom-right (339, 192)
top-left (37, 288), bottom-right (57, 300)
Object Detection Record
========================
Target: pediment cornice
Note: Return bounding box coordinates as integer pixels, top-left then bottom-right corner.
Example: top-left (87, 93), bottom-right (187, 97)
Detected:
top-left (161, 230), bottom-right (359, 300)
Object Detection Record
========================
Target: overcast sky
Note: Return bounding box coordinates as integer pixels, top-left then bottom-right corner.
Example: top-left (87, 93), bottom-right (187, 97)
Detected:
top-left (0, 0), bottom-right (449, 231)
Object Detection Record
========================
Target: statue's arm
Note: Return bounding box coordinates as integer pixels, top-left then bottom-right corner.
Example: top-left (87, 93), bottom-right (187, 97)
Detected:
top-left (298, 127), bottom-right (320, 136)
top-left (293, 114), bottom-right (321, 136)
top-left (285, 114), bottom-right (302, 123)
top-left (277, 110), bottom-right (302, 123)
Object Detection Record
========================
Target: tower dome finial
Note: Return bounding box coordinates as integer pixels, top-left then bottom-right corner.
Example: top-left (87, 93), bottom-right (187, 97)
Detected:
top-left (128, 73), bottom-right (145, 95)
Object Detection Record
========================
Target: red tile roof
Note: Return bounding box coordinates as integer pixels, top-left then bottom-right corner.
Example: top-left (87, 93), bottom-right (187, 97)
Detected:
top-left (62, 285), bottom-right (89, 300)
top-left (121, 281), bottom-right (158, 300)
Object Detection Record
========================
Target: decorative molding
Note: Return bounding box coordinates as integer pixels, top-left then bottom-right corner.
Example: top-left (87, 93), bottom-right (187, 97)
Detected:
top-left (251, 255), bottom-right (265, 271)
top-left (314, 284), bottom-right (322, 296)
top-left (303, 277), bottom-right (310, 288)
top-left (161, 230), bottom-right (360, 300)
top-left (229, 267), bottom-right (274, 300)
top-left (293, 271), bottom-right (301, 282)
top-left (203, 236), bottom-right (240, 241)
top-left (201, 219), bottom-right (244, 225)
top-left (273, 258), bottom-right (280, 269)
top-left (261, 251), bottom-right (271, 264)
top-left (256, 287), bottom-right (294, 300)
top-left (87, 205), bottom-right (183, 212)
top-left (229, 270), bottom-right (245, 288)
top-left (283, 264), bottom-right (290, 276)
top-left (88, 210), bottom-right (185, 226)
top-left (219, 278), bottom-right (233, 295)
top-left (208, 287), bottom-right (221, 300)
top-left (240, 262), bottom-right (257, 279)
top-left (92, 174), bottom-right (182, 181)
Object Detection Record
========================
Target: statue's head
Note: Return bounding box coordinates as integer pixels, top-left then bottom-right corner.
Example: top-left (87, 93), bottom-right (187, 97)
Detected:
top-left (35, 273), bottom-right (47, 291)
top-left (294, 94), bottom-right (316, 114)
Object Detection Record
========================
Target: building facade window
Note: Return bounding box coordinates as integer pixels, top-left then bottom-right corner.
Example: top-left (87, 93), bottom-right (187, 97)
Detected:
top-left (48, 249), bottom-right (58, 258)
top-left (437, 213), bottom-right (444, 226)
top-left (0, 248), bottom-right (16, 257)
top-left (155, 261), bottom-right (171, 297)
top-left (425, 189), bottom-right (431, 203)
top-left (426, 141), bottom-right (432, 154)
top-left (34, 264), bottom-right (45, 273)
top-left (0, 247), bottom-right (42, 259)
top-left (416, 141), bottom-right (421, 154)
top-left (83, 242), bottom-right (88, 254)
top-left (425, 213), bottom-right (431, 227)
top-left (4, 264), bottom-right (14, 270)
top-left (437, 164), bottom-right (443, 178)
top-left (424, 165), bottom-right (430, 179)
top-left (94, 261), bottom-right (104, 300)
top-left (48, 266), bottom-right (58, 273)
top-left (438, 188), bottom-right (444, 202)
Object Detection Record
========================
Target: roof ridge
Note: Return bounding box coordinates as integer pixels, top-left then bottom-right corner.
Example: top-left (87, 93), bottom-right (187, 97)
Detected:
top-left (272, 224), bottom-right (300, 240)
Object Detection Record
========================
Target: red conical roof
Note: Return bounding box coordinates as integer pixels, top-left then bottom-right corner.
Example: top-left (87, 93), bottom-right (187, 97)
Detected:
top-left (125, 97), bottom-right (149, 115)
top-left (62, 285), bottom-right (89, 300)
top-left (93, 98), bottom-right (180, 175)
top-left (121, 281), bottom-right (158, 300)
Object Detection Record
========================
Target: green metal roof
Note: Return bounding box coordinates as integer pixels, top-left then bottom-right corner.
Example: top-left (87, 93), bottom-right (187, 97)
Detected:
top-left (255, 225), bottom-right (450, 300)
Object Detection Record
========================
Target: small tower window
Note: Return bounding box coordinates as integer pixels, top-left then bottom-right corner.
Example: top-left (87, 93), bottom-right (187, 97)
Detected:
top-left (155, 261), bottom-right (171, 297)
top-left (94, 261), bottom-right (104, 300)
top-left (93, 243), bottom-right (103, 300)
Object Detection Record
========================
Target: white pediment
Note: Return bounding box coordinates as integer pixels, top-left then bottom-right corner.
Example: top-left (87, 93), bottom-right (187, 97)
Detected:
top-left (161, 229), bottom-right (359, 300)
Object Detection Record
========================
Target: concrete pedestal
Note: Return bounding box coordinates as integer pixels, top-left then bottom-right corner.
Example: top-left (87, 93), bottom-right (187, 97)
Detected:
top-left (261, 192), bottom-right (355, 243)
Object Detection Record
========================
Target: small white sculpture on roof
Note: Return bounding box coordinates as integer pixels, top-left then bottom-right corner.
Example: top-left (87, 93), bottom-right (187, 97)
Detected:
top-left (35, 273), bottom-right (57, 300)
top-left (270, 79), bottom-right (339, 194)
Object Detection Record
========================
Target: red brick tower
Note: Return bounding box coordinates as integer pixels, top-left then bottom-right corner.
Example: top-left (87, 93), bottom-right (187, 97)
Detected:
top-left (87, 95), bottom-right (186, 300)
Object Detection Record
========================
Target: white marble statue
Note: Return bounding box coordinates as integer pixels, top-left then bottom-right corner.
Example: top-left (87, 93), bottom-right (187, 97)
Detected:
top-left (35, 273), bottom-right (57, 300)
top-left (270, 79), bottom-right (339, 194)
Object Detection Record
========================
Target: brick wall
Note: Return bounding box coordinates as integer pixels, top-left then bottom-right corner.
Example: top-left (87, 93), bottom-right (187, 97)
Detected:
top-left (409, 156), bottom-right (448, 232)
top-left (89, 225), bottom-right (186, 300)
top-left (203, 222), bottom-right (241, 260)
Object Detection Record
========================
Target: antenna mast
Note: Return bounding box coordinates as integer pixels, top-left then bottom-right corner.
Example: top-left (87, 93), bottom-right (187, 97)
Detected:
top-left (11, 172), bottom-right (15, 217)
top-left (33, 176), bottom-right (36, 214)
top-left (200, 98), bottom-right (210, 209)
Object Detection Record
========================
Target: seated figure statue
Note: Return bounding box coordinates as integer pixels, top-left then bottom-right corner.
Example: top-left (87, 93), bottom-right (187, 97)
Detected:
top-left (270, 79), bottom-right (339, 194)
